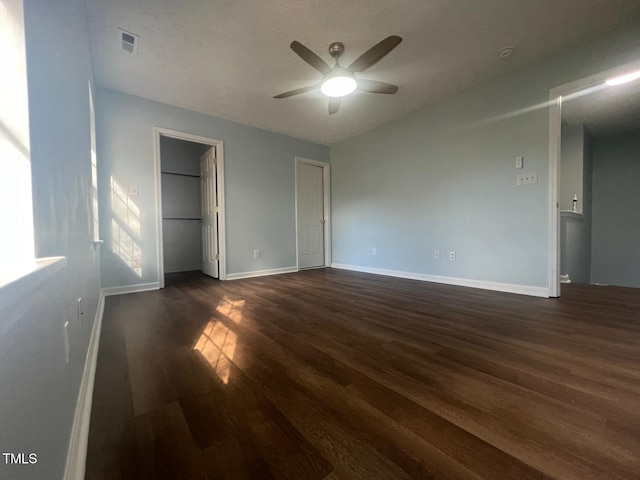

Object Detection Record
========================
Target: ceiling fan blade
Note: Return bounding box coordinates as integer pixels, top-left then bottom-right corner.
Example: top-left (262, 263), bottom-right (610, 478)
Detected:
top-left (290, 41), bottom-right (332, 75)
top-left (348, 36), bottom-right (402, 73)
top-left (328, 97), bottom-right (341, 115)
top-left (357, 79), bottom-right (399, 94)
top-left (273, 84), bottom-right (318, 99)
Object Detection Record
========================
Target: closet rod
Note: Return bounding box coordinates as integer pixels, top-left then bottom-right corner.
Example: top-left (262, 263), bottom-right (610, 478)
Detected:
top-left (161, 171), bottom-right (200, 178)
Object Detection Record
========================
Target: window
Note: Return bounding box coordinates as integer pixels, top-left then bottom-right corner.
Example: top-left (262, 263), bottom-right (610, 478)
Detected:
top-left (0, 0), bottom-right (35, 284)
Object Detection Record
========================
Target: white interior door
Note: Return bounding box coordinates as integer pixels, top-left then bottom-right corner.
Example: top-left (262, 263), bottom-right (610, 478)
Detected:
top-left (297, 162), bottom-right (325, 269)
top-left (200, 147), bottom-right (219, 278)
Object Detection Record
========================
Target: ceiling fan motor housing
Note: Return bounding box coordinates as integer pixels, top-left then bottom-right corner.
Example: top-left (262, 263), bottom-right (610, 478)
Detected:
top-left (328, 42), bottom-right (345, 58)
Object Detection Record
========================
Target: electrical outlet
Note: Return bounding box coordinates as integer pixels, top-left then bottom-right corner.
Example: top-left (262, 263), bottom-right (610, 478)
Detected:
top-left (449, 251), bottom-right (456, 261)
top-left (63, 321), bottom-right (70, 364)
top-left (434, 250), bottom-right (441, 260)
top-left (372, 248), bottom-right (377, 256)
top-left (253, 249), bottom-right (260, 259)
top-left (517, 171), bottom-right (538, 186)
top-left (516, 156), bottom-right (524, 169)
top-left (129, 185), bottom-right (139, 196)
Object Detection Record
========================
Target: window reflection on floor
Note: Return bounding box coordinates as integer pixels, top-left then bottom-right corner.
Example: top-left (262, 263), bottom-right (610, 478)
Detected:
top-left (193, 296), bottom-right (245, 384)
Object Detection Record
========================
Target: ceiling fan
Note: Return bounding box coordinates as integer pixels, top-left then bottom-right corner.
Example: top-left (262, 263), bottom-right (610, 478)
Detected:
top-left (274, 36), bottom-right (403, 115)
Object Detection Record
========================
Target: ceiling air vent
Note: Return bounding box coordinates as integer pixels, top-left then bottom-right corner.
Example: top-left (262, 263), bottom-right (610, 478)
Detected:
top-left (119, 28), bottom-right (139, 54)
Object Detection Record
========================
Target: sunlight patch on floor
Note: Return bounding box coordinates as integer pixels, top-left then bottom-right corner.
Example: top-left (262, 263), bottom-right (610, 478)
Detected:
top-left (193, 296), bottom-right (245, 384)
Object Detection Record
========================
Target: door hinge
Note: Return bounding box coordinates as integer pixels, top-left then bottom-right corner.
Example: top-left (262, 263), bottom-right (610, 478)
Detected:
top-left (214, 206), bottom-right (220, 213)
top-left (215, 254), bottom-right (220, 260)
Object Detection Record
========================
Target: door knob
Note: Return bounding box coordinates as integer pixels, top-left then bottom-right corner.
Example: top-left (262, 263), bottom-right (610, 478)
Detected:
top-left (320, 219), bottom-right (326, 224)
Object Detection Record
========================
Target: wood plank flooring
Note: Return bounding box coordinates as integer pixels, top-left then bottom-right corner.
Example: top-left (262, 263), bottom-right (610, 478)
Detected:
top-left (85, 269), bottom-right (640, 479)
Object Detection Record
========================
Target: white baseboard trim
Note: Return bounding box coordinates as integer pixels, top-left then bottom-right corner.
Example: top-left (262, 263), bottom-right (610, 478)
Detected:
top-left (63, 290), bottom-right (105, 480)
top-left (331, 263), bottom-right (549, 298)
top-left (226, 267), bottom-right (298, 281)
top-left (102, 282), bottom-right (160, 296)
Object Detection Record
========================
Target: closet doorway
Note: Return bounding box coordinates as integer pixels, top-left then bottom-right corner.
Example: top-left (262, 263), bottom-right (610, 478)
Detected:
top-left (295, 156), bottom-right (331, 270)
top-left (154, 128), bottom-right (226, 287)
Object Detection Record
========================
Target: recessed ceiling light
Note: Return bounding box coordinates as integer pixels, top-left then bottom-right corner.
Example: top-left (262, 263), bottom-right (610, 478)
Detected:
top-left (498, 46), bottom-right (515, 58)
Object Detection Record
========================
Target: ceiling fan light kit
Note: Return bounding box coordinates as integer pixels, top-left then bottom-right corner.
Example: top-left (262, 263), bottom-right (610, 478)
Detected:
top-left (274, 36), bottom-right (402, 114)
top-left (320, 69), bottom-right (357, 97)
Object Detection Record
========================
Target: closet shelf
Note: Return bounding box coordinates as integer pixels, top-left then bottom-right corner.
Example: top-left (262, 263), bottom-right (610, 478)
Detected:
top-left (161, 171), bottom-right (200, 178)
top-left (560, 210), bottom-right (583, 219)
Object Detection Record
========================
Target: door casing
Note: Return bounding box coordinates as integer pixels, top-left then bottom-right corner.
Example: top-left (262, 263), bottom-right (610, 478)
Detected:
top-left (547, 58), bottom-right (640, 297)
top-left (154, 127), bottom-right (226, 287)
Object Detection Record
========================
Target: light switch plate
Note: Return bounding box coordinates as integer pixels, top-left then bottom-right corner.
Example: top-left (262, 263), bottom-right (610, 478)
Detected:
top-left (516, 156), bottom-right (524, 169)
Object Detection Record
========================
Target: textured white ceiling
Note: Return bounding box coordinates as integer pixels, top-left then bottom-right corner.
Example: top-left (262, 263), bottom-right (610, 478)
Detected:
top-left (84, 0), bottom-right (640, 145)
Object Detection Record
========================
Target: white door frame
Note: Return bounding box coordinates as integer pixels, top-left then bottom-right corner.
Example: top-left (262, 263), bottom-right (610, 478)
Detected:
top-left (154, 127), bottom-right (227, 287)
top-left (295, 156), bottom-right (331, 270)
top-left (547, 58), bottom-right (640, 297)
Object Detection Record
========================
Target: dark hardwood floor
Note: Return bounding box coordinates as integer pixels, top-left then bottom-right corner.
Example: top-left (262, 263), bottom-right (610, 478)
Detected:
top-left (85, 269), bottom-right (640, 479)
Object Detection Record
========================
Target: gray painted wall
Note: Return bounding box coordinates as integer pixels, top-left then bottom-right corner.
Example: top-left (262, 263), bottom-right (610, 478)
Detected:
top-left (330, 25), bottom-right (640, 290)
top-left (97, 89), bottom-right (329, 287)
top-left (160, 137), bottom-right (209, 273)
top-left (582, 130), bottom-right (594, 281)
top-left (584, 132), bottom-right (594, 200)
top-left (591, 130), bottom-right (640, 287)
top-left (0, 1), bottom-right (101, 479)
top-left (560, 125), bottom-right (585, 212)
top-left (160, 136), bottom-right (207, 176)
top-left (560, 213), bottom-right (591, 283)
top-left (559, 126), bottom-right (593, 283)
